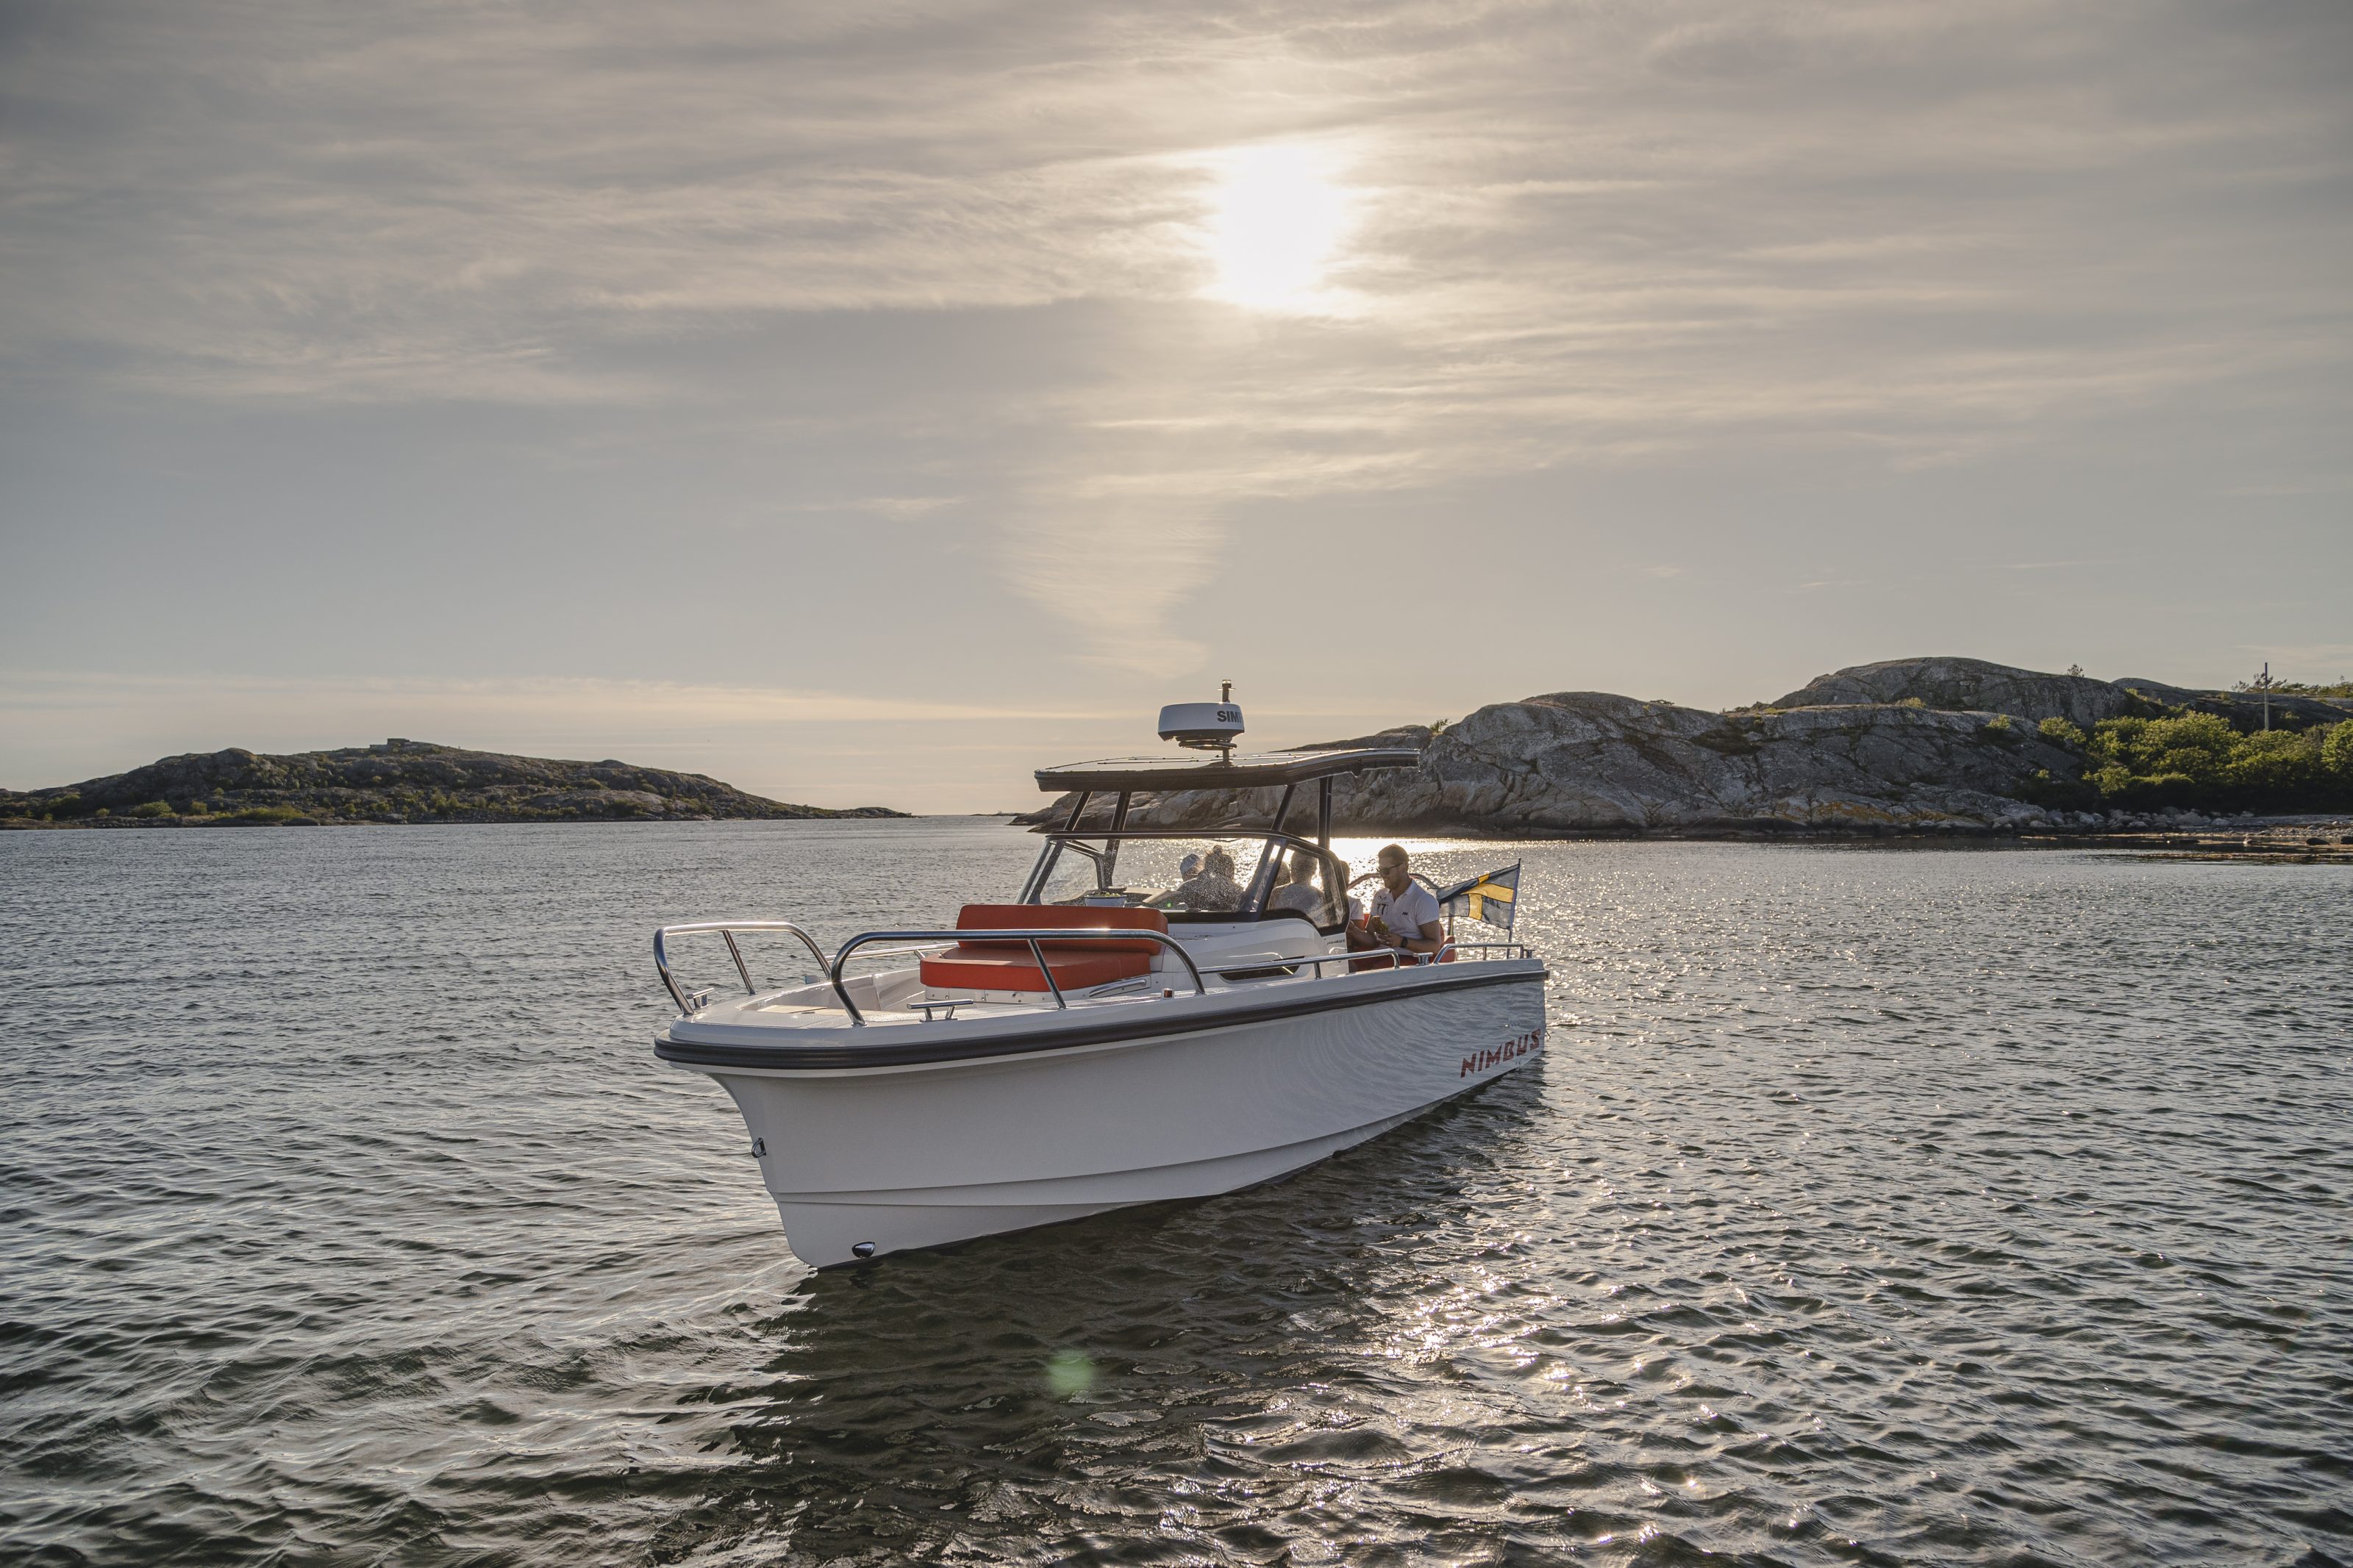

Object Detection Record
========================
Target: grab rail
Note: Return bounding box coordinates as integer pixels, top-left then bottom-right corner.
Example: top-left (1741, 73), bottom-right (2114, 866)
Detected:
top-left (654, 920), bottom-right (831, 1014)
top-left (829, 928), bottom-right (1208, 1025)
top-left (1192, 940), bottom-right (1535, 982)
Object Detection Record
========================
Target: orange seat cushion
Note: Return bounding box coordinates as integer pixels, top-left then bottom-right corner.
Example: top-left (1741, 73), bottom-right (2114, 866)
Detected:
top-left (919, 948), bottom-right (1154, 992)
top-left (918, 904), bottom-right (1169, 993)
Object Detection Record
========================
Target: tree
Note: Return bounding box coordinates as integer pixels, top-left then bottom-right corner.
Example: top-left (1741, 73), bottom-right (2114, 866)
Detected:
top-left (2226, 728), bottom-right (2321, 792)
top-left (2324, 720), bottom-right (2353, 781)
top-left (2088, 713), bottom-right (2237, 784)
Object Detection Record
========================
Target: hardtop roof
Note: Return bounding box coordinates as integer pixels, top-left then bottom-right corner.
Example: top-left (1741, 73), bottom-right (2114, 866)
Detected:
top-left (1034, 746), bottom-right (1421, 795)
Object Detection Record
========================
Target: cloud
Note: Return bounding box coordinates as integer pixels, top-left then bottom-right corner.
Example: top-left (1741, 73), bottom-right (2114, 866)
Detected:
top-left (2, 0), bottom-right (2346, 681)
top-left (784, 495), bottom-right (965, 520)
top-left (13, 1), bottom-right (2344, 431)
top-left (0, 668), bottom-right (1101, 730)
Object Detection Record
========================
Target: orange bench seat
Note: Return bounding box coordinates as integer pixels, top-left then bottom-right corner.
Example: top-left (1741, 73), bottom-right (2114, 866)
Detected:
top-left (918, 904), bottom-right (1169, 994)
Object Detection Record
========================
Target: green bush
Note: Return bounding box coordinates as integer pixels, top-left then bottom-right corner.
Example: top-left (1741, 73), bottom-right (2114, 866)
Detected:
top-left (129, 801), bottom-right (173, 818)
top-left (2018, 765), bottom-right (2098, 809)
top-left (2325, 720), bottom-right (2353, 779)
top-left (217, 806), bottom-right (308, 825)
top-left (2075, 712), bottom-right (2353, 809)
top-left (2039, 717), bottom-right (2086, 747)
top-left (2087, 713), bottom-right (2237, 785)
top-left (2225, 728), bottom-right (2323, 792)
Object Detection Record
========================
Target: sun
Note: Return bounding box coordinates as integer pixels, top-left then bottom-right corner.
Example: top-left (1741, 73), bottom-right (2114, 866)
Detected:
top-left (1201, 145), bottom-right (1352, 312)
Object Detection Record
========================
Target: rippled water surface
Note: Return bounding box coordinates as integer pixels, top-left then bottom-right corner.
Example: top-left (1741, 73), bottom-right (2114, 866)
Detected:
top-left (4, 821), bottom-right (2349, 1567)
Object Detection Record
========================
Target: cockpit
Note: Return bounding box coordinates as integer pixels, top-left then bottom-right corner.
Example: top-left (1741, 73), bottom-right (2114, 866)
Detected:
top-left (1017, 743), bottom-right (1419, 936)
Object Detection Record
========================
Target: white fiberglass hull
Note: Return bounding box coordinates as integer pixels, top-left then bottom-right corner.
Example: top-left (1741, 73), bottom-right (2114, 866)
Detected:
top-left (661, 962), bottom-right (1546, 1267)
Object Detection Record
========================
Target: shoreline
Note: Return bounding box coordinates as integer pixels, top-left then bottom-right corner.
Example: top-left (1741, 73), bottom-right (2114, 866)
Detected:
top-left (1348, 819), bottom-right (2353, 860)
top-left (11, 812), bottom-right (2347, 860)
top-left (0, 811), bottom-right (904, 830)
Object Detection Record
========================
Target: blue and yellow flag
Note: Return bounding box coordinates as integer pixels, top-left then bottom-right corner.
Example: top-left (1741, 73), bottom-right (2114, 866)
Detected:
top-left (1436, 862), bottom-right (1520, 932)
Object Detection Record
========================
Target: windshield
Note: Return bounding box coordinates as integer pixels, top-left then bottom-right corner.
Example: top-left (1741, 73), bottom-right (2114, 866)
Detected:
top-left (1031, 835), bottom-right (1347, 926)
top-left (1036, 837), bottom-right (1270, 915)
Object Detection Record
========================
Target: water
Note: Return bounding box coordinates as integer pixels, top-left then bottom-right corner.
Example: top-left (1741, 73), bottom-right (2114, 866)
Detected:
top-left (3, 821), bottom-right (2348, 1567)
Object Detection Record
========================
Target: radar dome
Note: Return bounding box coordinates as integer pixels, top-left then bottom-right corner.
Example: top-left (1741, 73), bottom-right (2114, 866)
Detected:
top-left (1157, 700), bottom-right (1245, 751)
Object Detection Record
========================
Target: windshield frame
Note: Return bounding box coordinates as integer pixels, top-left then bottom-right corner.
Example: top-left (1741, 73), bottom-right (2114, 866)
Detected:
top-left (1018, 828), bottom-right (1352, 933)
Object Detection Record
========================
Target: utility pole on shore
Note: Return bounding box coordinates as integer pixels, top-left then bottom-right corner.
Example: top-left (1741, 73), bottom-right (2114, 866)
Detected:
top-left (2252, 662), bottom-right (2274, 731)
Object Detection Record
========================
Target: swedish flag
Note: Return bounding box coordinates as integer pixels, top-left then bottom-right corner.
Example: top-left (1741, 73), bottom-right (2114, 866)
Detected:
top-left (1437, 862), bottom-right (1520, 932)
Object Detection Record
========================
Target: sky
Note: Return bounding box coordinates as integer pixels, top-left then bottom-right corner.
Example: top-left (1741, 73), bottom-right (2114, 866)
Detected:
top-left (3, 0), bottom-right (2348, 812)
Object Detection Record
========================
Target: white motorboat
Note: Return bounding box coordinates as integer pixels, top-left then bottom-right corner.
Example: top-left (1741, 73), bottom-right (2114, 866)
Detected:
top-left (651, 698), bottom-right (1548, 1266)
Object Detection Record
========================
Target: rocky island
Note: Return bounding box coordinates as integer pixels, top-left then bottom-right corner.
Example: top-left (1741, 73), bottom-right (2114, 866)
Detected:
top-left (1038, 657), bottom-right (2353, 845)
top-left (0, 739), bottom-right (907, 826)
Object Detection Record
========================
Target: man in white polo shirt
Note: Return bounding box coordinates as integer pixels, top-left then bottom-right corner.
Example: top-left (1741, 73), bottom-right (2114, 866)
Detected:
top-left (1351, 842), bottom-right (1445, 961)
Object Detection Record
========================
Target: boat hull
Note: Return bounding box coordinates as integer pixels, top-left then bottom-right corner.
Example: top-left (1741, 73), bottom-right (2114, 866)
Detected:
top-left (669, 962), bottom-right (1547, 1266)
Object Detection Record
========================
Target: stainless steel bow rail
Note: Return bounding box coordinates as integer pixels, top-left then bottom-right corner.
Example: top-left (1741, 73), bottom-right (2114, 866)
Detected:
top-left (654, 920), bottom-right (831, 1013)
top-left (655, 923), bottom-right (1528, 1021)
top-left (826, 928), bottom-right (1208, 1024)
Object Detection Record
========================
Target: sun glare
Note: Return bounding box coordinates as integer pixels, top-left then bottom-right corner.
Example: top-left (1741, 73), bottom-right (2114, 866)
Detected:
top-left (1202, 145), bottom-right (1352, 312)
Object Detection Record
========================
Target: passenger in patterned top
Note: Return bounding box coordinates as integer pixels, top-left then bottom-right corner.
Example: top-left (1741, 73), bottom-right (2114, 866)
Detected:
top-left (1157, 846), bottom-right (1243, 912)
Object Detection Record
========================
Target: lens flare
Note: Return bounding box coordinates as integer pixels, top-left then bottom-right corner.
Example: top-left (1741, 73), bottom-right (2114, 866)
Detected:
top-left (1045, 1349), bottom-right (1096, 1396)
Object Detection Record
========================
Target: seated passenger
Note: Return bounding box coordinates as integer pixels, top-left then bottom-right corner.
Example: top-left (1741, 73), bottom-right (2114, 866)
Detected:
top-left (1266, 854), bottom-right (1325, 918)
top-left (1157, 845), bottom-right (1243, 912)
top-left (1348, 842), bottom-right (1445, 959)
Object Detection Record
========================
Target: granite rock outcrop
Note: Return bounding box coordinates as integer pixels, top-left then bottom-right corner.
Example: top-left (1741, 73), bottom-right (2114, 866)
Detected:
top-left (1769, 657), bottom-right (2143, 728)
top-left (1090, 692), bottom-right (2080, 835)
top-left (1038, 657), bottom-right (2349, 837)
top-left (1773, 656), bottom-right (2350, 731)
top-left (1, 739), bottom-right (906, 825)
